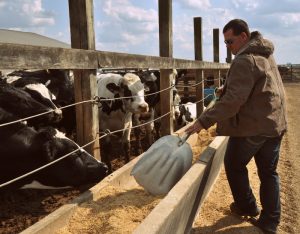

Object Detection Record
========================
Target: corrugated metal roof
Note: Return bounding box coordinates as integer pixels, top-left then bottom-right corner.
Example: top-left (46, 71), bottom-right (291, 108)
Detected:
top-left (0, 29), bottom-right (70, 48)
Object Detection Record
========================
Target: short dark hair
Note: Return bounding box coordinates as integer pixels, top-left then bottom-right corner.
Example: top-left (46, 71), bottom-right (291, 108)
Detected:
top-left (223, 19), bottom-right (250, 37)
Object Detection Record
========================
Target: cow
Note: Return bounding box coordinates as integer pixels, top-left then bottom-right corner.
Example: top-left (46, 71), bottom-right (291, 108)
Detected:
top-left (97, 73), bottom-right (149, 172)
top-left (133, 69), bottom-right (181, 151)
top-left (0, 82), bottom-right (62, 127)
top-left (12, 79), bottom-right (62, 118)
top-left (0, 107), bottom-right (108, 191)
top-left (6, 69), bottom-right (74, 105)
top-left (6, 69), bottom-right (75, 136)
top-left (175, 102), bottom-right (197, 130)
top-left (132, 70), bottom-right (160, 152)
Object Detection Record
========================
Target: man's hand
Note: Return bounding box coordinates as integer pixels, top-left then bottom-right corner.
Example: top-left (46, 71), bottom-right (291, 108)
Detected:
top-left (185, 120), bottom-right (203, 135)
top-left (215, 85), bottom-right (224, 98)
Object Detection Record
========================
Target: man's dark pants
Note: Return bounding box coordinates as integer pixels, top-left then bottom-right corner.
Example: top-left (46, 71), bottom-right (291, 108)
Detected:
top-left (224, 135), bottom-right (283, 232)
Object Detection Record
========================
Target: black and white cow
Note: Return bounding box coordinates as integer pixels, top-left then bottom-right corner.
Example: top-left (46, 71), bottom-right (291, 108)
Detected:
top-left (175, 102), bottom-right (197, 130)
top-left (132, 70), bottom-right (160, 152)
top-left (0, 82), bottom-right (62, 127)
top-left (6, 69), bottom-right (74, 105)
top-left (133, 69), bottom-right (181, 151)
top-left (6, 69), bottom-right (75, 135)
top-left (0, 107), bottom-right (108, 191)
top-left (97, 73), bottom-right (149, 172)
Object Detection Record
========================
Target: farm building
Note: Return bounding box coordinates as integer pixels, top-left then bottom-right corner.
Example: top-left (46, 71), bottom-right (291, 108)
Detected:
top-left (0, 29), bottom-right (70, 48)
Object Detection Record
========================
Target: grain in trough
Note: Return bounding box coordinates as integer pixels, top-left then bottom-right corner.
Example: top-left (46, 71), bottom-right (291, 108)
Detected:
top-left (21, 124), bottom-right (228, 234)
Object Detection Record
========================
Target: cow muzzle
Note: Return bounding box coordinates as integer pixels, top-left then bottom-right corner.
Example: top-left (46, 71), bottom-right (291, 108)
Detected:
top-left (138, 103), bottom-right (149, 113)
top-left (52, 108), bottom-right (63, 122)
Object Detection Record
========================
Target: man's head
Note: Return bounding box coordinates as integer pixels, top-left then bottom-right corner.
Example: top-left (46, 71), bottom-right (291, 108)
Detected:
top-left (223, 19), bottom-right (250, 55)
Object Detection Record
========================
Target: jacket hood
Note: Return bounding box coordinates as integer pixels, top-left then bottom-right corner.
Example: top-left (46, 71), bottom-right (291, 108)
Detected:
top-left (238, 31), bottom-right (274, 57)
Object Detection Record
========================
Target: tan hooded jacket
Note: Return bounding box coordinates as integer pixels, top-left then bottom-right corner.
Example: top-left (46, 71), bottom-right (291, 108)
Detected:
top-left (198, 31), bottom-right (287, 137)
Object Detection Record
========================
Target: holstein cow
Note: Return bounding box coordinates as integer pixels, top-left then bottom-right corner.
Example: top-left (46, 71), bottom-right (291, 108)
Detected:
top-left (133, 69), bottom-right (181, 151)
top-left (6, 69), bottom-right (75, 136)
top-left (175, 102), bottom-right (197, 130)
top-left (0, 82), bottom-right (62, 127)
top-left (7, 69), bottom-right (73, 98)
top-left (12, 79), bottom-right (62, 120)
top-left (0, 108), bottom-right (108, 191)
top-left (97, 73), bottom-right (149, 172)
top-left (132, 70), bottom-right (160, 152)
top-left (6, 69), bottom-right (74, 106)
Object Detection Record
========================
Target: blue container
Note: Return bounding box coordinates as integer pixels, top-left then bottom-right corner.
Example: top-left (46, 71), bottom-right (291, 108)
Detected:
top-left (204, 88), bottom-right (215, 106)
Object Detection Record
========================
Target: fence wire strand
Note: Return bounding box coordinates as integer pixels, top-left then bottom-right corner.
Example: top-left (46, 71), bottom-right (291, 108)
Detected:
top-left (0, 77), bottom-right (221, 189)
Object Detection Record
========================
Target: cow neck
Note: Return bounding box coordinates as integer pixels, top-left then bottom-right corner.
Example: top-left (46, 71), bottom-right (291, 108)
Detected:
top-left (0, 121), bottom-right (27, 142)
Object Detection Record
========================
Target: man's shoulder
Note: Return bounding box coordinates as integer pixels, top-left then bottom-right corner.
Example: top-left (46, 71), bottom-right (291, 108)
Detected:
top-left (235, 53), bottom-right (255, 61)
top-left (232, 54), bottom-right (255, 68)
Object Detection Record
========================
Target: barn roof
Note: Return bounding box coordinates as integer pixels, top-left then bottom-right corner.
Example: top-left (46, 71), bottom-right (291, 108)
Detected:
top-left (0, 29), bottom-right (70, 48)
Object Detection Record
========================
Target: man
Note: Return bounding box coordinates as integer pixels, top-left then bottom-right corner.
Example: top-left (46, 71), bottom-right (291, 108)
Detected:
top-left (185, 19), bottom-right (287, 234)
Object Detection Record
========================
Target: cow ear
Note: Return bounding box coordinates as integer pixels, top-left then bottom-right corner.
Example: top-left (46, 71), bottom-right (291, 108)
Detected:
top-left (42, 141), bottom-right (55, 162)
top-left (34, 130), bottom-right (56, 162)
top-left (106, 83), bottom-right (120, 94)
top-left (39, 127), bottom-right (57, 137)
top-left (35, 129), bottom-right (53, 142)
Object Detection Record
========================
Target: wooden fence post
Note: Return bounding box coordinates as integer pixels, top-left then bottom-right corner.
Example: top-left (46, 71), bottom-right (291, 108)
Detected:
top-left (213, 28), bottom-right (219, 63)
top-left (194, 17), bottom-right (204, 115)
top-left (68, 0), bottom-right (100, 159)
top-left (213, 28), bottom-right (221, 88)
top-left (226, 47), bottom-right (232, 63)
top-left (159, 0), bottom-right (173, 136)
top-left (213, 70), bottom-right (221, 88)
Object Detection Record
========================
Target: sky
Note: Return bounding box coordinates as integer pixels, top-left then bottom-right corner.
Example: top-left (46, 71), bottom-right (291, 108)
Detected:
top-left (0, 0), bottom-right (299, 65)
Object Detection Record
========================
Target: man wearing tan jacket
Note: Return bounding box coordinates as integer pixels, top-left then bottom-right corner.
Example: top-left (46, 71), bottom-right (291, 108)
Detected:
top-left (186, 19), bottom-right (287, 234)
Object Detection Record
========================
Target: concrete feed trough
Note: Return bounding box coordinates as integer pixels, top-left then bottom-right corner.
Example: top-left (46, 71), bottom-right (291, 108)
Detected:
top-left (21, 127), bottom-right (228, 234)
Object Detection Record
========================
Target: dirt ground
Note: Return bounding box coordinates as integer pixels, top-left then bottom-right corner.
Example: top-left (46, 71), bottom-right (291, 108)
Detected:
top-left (192, 81), bottom-right (300, 234)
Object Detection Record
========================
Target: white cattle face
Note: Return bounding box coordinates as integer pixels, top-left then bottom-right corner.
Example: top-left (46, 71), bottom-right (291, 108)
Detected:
top-left (120, 73), bottom-right (149, 114)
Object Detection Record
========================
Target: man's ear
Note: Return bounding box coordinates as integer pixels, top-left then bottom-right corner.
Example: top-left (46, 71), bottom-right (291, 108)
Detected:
top-left (241, 32), bottom-right (249, 40)
top-left (106, 83), bottom-right (120, 94)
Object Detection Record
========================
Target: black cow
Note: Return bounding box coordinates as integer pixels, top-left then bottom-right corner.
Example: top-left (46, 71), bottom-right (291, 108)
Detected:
top-left (0, 108), bottom-right (108, 191)
top-left (7, 69), bottom-right (74, 107)
top-left (0, 82), bottom-right (62, 127)
top-left (7, 69), bottom-right (76, 136)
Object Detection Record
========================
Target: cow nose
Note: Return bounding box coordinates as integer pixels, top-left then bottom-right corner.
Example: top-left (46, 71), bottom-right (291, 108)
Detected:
top-left (54, 108), bottom-right (62, 115)
top-left (53, 108), bottom-right (63, 122)
top-left (139, 103), bottom-right (149, 113)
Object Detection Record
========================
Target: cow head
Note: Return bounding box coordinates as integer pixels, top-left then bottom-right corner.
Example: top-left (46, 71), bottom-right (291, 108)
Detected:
top-left (23, 83), bottom-right (62, 122)
top-left (98, 73), bottom-right (148, 114)
top-left (119, 73), bottom-right (149, 114)
top-left (0, 83), bottom-right (62, 127)
top-left (36, 128), bottom-right (108, 187)
top-left (8, 69), bottom-right (74, 108)
top-left (46, 69), bottom-right (75, 107)
top-left (139, 71), bottom-right (160, 108)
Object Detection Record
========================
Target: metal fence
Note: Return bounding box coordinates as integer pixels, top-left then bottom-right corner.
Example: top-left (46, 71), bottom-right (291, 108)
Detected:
top-left (278, 64), bottom-right (300, 81)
